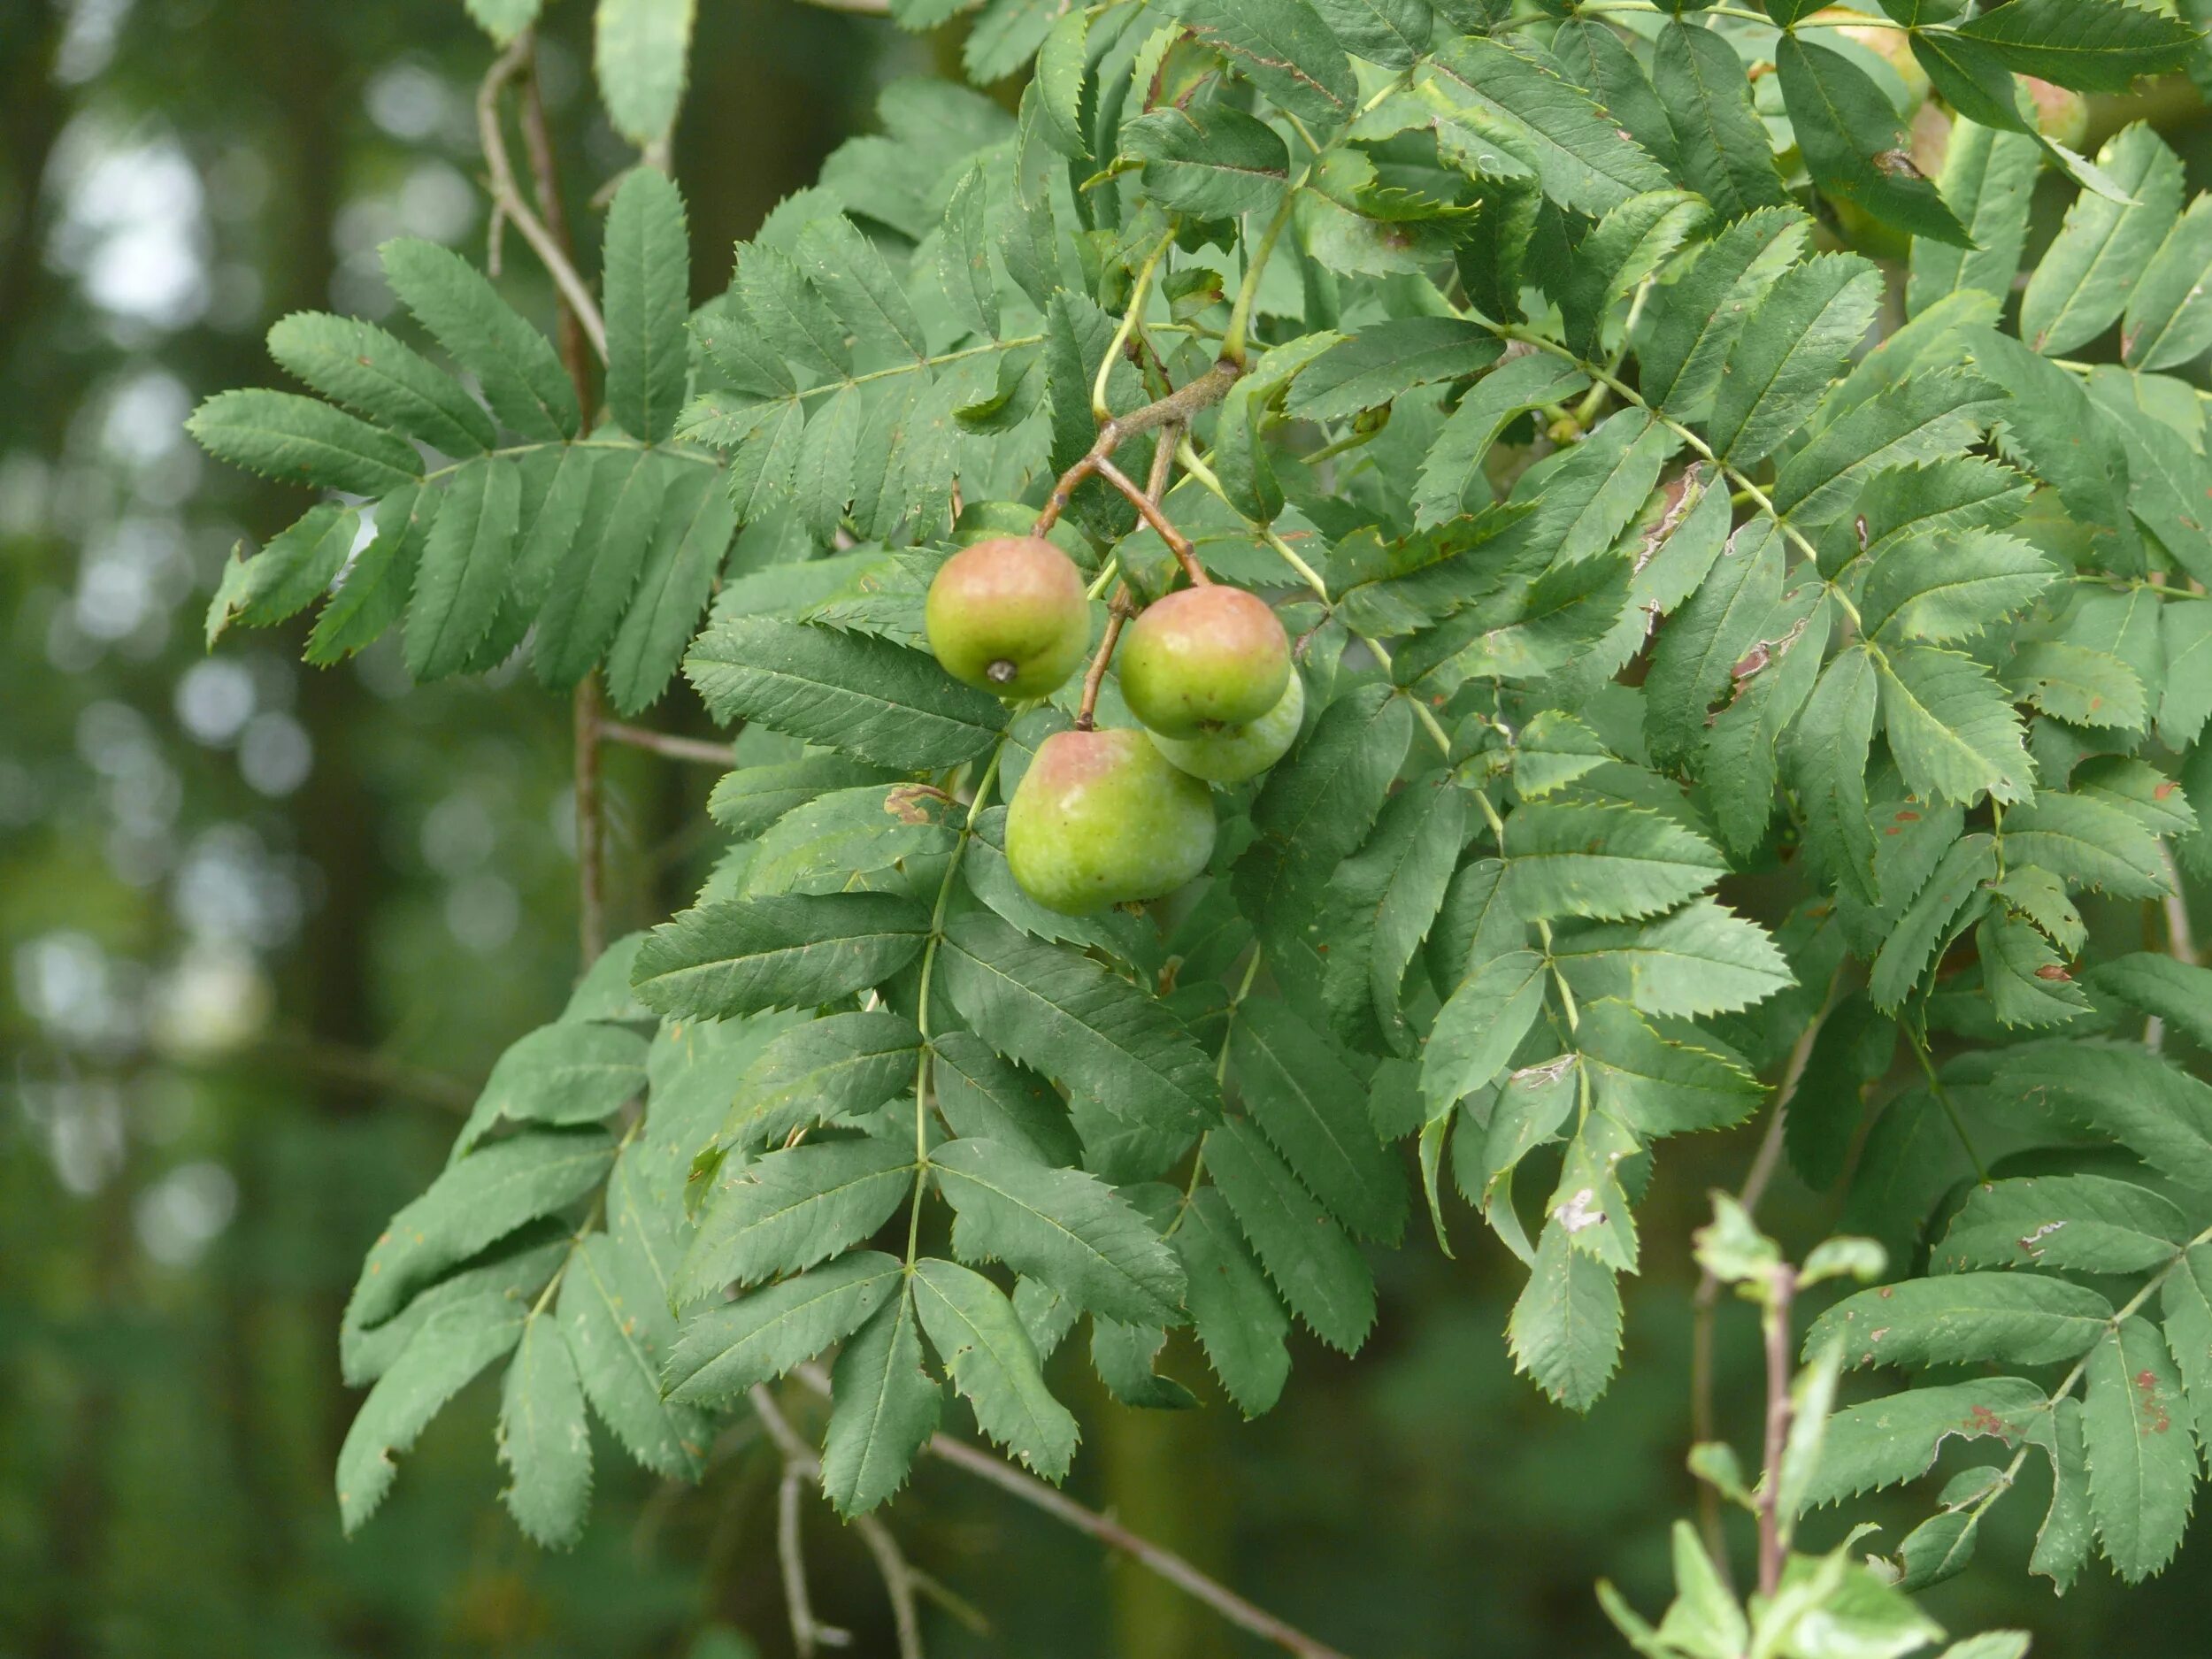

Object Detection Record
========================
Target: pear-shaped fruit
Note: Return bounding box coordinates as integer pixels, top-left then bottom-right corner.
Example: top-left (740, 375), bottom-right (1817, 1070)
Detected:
top-left (1005, 728), bottom-right (1216, 914)
top-left (926, 535), bottom-right (1090, 699)
top-left (1149, 670), bottom-right (1305, 785)
top-left (1118, 586), bottom-right (1291, 738)
top-left (2026, 77), bottom-right (2088, 149)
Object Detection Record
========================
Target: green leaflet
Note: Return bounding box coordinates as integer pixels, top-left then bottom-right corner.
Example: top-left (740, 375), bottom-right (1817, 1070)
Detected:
top-left (337, 1295), bottom-right (525, 1534)
top-left (1997, 1044), bottom-right (2212, 1191)
top-left (1801, 1377), bottom-right (2054, 1509)
top-left (1708, 253), bottom-right (1883, 465)
top-left (380, 236), bottom-right (580, 441)
top-left (663, 1249), bottom-right (904, 1406)
top-left (1548, 898), bottom-right (1793, 1020)
top-left (2125, 194), bottom-right (2212, 371)
top-left (452, 1018), bottom-right (649, 1157)
top-left (1421, 36), bottom-right (1671, 217)
top-left (405, 456), bottom-right (523, 680)
top-left (2084, 1317), bottom-right (2195, 1581)
top-left (346, 1127), bottom-right (617, 1330)
top-left (496, 1315), bottom-right (592, 1548)
top-left (1777, 36), bottom-right (1969, 247)
top-left (2022, 124), bottom-right (2185, 358)
top-left (560, 1228), bottom-right (709, 1479)
top-left (1171, 1186), bottom-right (1292, 1417)
top-left (1508, 1219), bottom-right (1622, 1413)
top-left (1812, 1273), bottom-right (2113, 1371)
top-left (679, 1137), bottom-right (916, 1302)
top-left (910, 1256), bottom-right (1079, 1479)
top-left (2091, 954), bottom-right (2212, 1051)
top-left (821, 1288), bottom-right (941, 1517)
top-left (1123, 104), bottom-right (1290, 219)
top-left (721, 1009), bottom-right (923, 1152)
top-left (1501, 802), bottom-right (1728, 924)
top-left (686, 614), bottom-right (1006, 769)
top-left (1205, 1118), bottom-right (1377, 1353)
top-left (1909, 122), bottom-right (2041, 320)
top-left (1171, 0), bottom-right (1356, 132)
top-left (1654, 19), bottom-right (1787, 221)
top-left (631, 892), bottom-right (930, 1019)
top-left (205, 502), bottom-right (357, 648)
top-left (603, 170), bottom-right (692, 443)
top-left (1424, 948), bottom-right (1548, 1110)
top-left (187, 388), bottom-right (424, 497)
top-left (937, 910), bottom-right (1220, 1139)
top-left (1956, 0), bottom-right (2198, 94)
top-left (933, 1136), bottom-right (1187, 1325)
top-left (1286, 317), bottom-right (1501, 422)
top-left (1875, 644), bottom-right (2036, 807)
top-left (1938, 1174), bottom-right (2186, 1276)
top-left (1232, 997), bottom-right (1408, 1241)
top-left (1574, 999), bottom-right (1763, 1138)
top-left (595, 0), bottom-right (696, 142)
top-left (267, 311), bottom-right (495, 456)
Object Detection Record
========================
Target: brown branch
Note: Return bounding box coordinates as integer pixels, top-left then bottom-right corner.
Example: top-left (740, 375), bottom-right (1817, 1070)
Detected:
top-left (1033, 361), bottom-right (1241, 535)
top-left (476, 35), bottom-right (608, 361)
top-left (1755, 1265), bottom-right (1799, 1599)
top-left (788, 1364), bottom-right (1350, 1659)
top-left (921, 1431), bottom-right (1353, 1659)
top-left (1095, 453), bottom-right (1210, 584)
top-left (752, 1386), bottom-right (920, 1659)
top-left (1688, 961), bottom-right (1847, 1581)
top-left (239, 1036), bottom-right (477, 1112)
top-left (518, 46), bottom-right (595, 422)
top-left (1073, 590), bottom-right (1135, 732)
top-left (600, 722), bottom-right (737, 767)
top-left (573, 676), bottom-right (608, 964)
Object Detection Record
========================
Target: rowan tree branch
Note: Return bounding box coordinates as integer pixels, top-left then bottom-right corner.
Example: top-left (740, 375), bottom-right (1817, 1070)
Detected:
top-left (1033, 361), bottom-right (1241, 535)
top-left (600, 722), bottom-right (738, 767)
top-left (477, 34), bottom-right (609, 362)
top-left (752, 1386), bottom-right (920, 1659)
top-left (789, 1364), bottom-right (1353, 1659)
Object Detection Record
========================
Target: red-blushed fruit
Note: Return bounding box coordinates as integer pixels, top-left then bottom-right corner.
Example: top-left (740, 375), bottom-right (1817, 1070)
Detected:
top-left (926, 535), bottom-right (1090, 700)
top-left (1117, 586), bottom-right (1291, 739)
top-left (2026, 77), bottom-right (2089, 149)
top-left (1149, 670), bottom-right (1304, 785)
top-left (1005, 727), bottom-right (1216, 914)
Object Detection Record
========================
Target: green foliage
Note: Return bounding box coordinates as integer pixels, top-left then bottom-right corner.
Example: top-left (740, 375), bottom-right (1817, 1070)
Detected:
top-left (193, 0), bottom-right (2212, 1640)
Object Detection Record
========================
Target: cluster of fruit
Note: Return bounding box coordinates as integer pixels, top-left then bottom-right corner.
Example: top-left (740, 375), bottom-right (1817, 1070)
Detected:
top-left (926, 534), bottom-right (1301, 917)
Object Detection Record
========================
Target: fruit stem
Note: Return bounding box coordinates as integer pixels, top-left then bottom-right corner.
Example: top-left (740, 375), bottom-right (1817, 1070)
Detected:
top-left (1094, 229), bottom-right (1177, 422)
top-left (1094, 452), bottom-right (1211, 585)
top-left (1074, 588), bottom-right (1137, 731)
top-left (1033, 361), bottom-right (1241, 535)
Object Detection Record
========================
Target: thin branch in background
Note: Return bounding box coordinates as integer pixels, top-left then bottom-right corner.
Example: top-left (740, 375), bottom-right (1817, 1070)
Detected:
top-left (750, 1386), bottom-right (916, 1657)
top-left (518, 43), bottom-right (596, 419)
top-left (599, 722), bottom-right (738, 767)
top-left (2148, 842), bottom-right (2200, 1050)
top-left (778, 1467), bottom-right (849, 1655)
top-left (789, 1364), bottom-right (1353, 1659)
top-left (241, 1036), bottom-right (477, 1112)
top-left (1689, 962), bottom-right (1847, 1582)
top-left (475, 35), bottom-right (609, 361)
top-left (573, 675), bottom-right (608, 964)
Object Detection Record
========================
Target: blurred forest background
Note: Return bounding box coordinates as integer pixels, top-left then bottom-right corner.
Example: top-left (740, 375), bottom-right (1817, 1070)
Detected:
top-left (4, 2), bottom-right (2212, 1655)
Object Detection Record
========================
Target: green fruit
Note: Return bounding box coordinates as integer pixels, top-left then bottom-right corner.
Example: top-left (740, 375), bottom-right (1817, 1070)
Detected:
top-left (926, 535), bottom-right (1090, 699)
top-left (1005, 728), bottom-right (1216, 914)
top-left (1149, 670), bottom-right (1305, 785)
top-left (1118, 585), bottom-right (1291, 739)
top-left (2026, 78), bottom-right (2089, 150)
